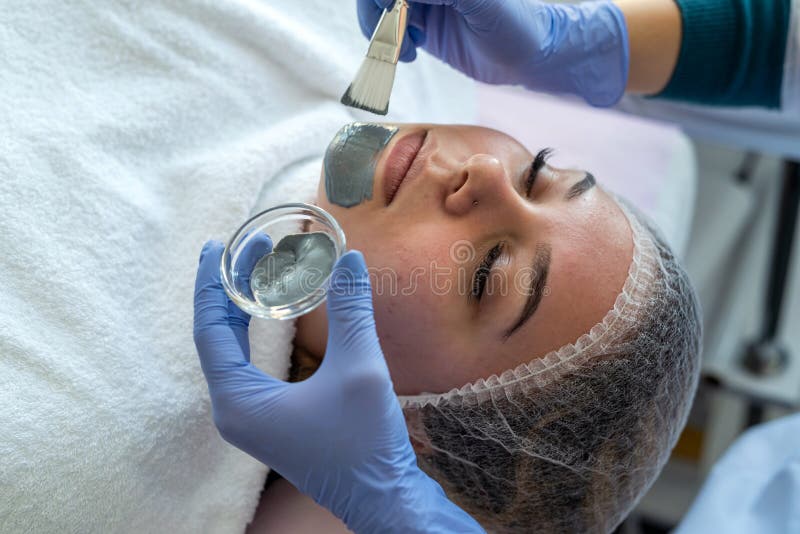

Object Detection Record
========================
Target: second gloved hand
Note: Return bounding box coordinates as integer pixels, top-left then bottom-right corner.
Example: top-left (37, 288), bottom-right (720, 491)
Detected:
top-left (358, 0), bottom-right (630, 107)
top-left (194, 240), bottom-right (484, 534)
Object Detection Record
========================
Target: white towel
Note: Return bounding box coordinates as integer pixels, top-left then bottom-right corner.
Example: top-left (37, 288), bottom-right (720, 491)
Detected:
top-left (0, 1), bottom-right (475, 532)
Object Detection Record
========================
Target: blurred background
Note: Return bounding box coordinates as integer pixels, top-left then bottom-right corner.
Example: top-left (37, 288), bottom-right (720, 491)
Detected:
top-left (630, 137), bottom-right (799, 534)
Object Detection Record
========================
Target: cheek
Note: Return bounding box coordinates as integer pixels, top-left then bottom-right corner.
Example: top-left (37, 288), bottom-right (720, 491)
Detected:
top-left (367, 238), bottom-right (464, 393)
top-left (370, 242), bottom-right (448, 348)
top-left (373, 292), bottom-right (437, 352)
top-left (372, 288), bottom-right (453, 395)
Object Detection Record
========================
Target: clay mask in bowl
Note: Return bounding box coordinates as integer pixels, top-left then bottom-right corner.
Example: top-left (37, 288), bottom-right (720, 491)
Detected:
top-left (221, 203), bottom-right (346, 320)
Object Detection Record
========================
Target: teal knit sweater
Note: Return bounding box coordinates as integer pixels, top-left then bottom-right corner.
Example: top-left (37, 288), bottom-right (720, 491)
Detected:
top-left (657, 0), bottom-right (792, 108)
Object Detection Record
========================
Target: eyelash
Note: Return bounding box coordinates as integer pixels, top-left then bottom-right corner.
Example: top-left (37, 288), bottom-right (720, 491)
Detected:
top-left (473, 242), bottom-right (505, 301)
top-left (525, 148), bottom-right (553, 197)
top-left (472, 149), bottom-right (551, 303)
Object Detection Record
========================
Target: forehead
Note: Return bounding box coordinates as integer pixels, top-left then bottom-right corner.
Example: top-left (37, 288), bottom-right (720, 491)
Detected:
top-left (496, 187), bottom-right (635, 367)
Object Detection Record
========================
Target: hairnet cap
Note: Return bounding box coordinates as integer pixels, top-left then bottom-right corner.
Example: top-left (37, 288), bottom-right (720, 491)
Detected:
top-left (400, 200), bottom-right (703, 533)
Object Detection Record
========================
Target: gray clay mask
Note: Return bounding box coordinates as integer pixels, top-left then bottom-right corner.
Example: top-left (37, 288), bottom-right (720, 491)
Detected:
top-left (324, 122), bottom-right (398, 208)
top-left (250, 232), bottom-right (337, 307)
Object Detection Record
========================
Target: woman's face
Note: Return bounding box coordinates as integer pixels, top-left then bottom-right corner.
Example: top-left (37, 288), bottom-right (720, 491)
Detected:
top-left (309, 124), bottom-right (633, 395)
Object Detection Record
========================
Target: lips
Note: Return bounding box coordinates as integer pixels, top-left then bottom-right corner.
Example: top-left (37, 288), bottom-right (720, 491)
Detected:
top-left (383, 130), bottom-right (427, 206)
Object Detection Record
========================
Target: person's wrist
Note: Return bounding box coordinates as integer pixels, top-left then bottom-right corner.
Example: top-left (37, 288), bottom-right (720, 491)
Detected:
top-left (343, 465), bottom-right (485, 534)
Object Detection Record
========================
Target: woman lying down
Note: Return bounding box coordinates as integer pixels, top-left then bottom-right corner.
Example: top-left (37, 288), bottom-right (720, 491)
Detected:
top-left (239, 122), bottom-right (702, 533)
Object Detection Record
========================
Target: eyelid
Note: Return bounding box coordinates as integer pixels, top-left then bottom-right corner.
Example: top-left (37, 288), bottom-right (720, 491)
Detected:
top-left (471, 242), bottom-right (506, 302)
top-left (525, 148), bottom-right (553, 197)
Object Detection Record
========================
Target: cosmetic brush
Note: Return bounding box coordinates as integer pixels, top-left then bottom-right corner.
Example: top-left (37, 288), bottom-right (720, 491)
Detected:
top-left (341, 0), bottom-right (408, 116)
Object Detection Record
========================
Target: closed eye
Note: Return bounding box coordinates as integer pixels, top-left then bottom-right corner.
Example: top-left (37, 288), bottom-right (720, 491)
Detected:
top-left (525, 148), bottom-right (553, 197)
top-left (471, 242), bottom-right (505, 302)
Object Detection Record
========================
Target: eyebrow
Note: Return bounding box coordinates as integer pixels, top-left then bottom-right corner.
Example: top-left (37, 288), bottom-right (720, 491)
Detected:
top-left (565, 172), bottom-right (596, 200)
top-left (504, 243), bottom-right (552, 340)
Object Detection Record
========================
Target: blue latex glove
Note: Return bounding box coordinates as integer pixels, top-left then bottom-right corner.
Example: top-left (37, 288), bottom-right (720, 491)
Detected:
top-left (358, 0), bottom-right (630, 107)
top-left (193, 238), bottom-right (485, 534)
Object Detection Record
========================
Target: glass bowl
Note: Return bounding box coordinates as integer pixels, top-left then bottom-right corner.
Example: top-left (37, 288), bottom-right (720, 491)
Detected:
top-left (221, 203), bottom-right (347, 320)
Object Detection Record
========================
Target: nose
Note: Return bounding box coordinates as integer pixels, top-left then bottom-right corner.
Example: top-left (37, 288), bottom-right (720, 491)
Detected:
top-left (444, 154), bottom-right (511, 216)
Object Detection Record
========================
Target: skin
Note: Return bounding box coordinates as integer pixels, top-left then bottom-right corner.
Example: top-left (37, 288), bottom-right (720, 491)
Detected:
top-left (616, 0), bottom-right (683, 95)
top-left (295, 124), bottom-right (633, 396)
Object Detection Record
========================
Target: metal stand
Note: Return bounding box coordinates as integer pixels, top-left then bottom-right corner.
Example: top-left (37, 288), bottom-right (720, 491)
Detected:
top-left (735, 152), bottom-right (761, 185)
top-left (742, 160), bottom-right (800, 425)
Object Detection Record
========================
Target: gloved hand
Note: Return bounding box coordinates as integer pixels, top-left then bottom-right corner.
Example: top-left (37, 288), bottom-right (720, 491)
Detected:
top-left (358, 0), bottom-right (629, 107)
top-left (193, 238), bottom-right (484, 534)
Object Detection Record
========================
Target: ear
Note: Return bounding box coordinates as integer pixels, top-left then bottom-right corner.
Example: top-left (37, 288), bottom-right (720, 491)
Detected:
top-left (404, 409), bottom-right (436, 456)
top-left (409, 434), bottom-right (436, 456)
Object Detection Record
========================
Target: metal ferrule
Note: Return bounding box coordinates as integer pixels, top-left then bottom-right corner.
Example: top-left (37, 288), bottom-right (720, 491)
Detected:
top-left (366, 0), bottom-right (408, 64)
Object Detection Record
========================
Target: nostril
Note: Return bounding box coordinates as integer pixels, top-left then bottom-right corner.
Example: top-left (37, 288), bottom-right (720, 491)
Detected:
top-left (451, 172), bottom-right (468, 194)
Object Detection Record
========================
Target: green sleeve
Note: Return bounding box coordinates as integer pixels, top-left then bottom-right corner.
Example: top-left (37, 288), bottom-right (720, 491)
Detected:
top-left (657, 0), bottom-right (792, 108)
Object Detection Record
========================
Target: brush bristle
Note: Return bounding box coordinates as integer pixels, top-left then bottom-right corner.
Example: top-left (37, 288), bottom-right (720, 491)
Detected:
top-left (341, 57), bottom-right (397, 116)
